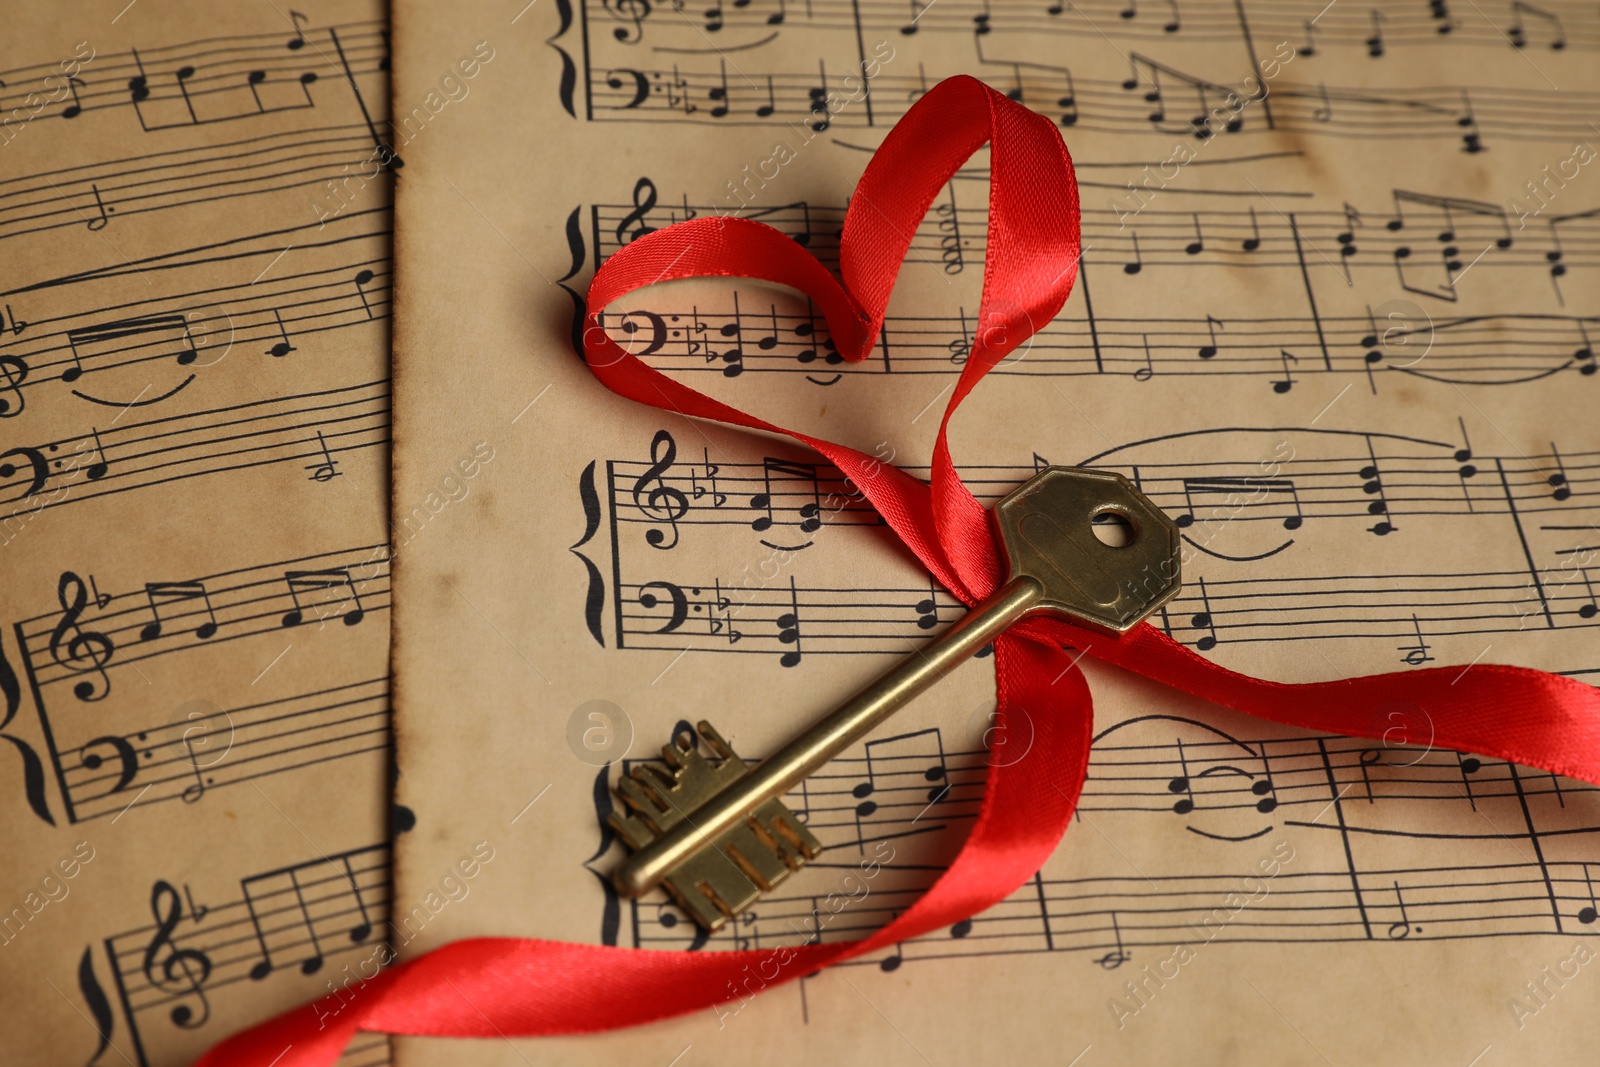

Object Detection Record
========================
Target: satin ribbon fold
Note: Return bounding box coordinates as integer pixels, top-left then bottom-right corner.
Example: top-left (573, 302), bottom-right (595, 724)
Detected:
top-left (197, 75), bottom-right (1600, 1067)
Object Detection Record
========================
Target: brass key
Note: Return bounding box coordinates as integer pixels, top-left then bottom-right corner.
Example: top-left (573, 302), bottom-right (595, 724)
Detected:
top-left (608, 466), bottom-right (1182, 928)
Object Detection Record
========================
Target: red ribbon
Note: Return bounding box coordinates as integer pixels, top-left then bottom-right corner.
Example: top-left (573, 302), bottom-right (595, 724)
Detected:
top-left (197, 75), bottom-right (1600, 1066)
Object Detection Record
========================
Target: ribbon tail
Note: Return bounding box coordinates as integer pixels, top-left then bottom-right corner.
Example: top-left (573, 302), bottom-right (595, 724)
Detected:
top-left (187, 635), bottom-right (1098, 1066)
top-left (1090, 625), bottom-right (1600, 787)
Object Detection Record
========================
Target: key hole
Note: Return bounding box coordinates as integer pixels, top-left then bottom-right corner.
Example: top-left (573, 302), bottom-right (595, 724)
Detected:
top-left (1091, 508), bottom-right (1137, 548)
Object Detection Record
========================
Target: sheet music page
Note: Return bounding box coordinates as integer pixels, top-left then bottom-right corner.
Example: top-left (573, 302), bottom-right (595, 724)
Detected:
top-left (0, 2), bottom-right (393, 1064)
top-left (389, 0), bottom-right (1598, 1063)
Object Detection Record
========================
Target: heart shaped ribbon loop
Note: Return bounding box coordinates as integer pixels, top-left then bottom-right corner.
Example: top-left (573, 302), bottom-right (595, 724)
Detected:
top-left (195, 73), bottom-right (1600, 1067)
top-left (588, 74), bottom-right (1082, 603)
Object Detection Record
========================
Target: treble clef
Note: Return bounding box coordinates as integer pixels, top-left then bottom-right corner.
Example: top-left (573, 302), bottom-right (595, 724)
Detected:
top-left (631, 430), bottom-right (688, 550)
top-left (615, 176), bottom-right (658, 245)
top-left (603, 0), bottom-right (653, 42)
top-left (0, 354), bottom-right (27, 417)
top-left (48, 571), bottom-right (115, 702)
top-left (142, 880), bottom-right (212, 1028)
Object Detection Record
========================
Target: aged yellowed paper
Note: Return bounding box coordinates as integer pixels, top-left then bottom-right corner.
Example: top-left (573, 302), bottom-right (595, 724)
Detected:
top-left (387, 1), bottom-right (1599, 1064)
top-left (0, 2), bottom-right (393, 1063)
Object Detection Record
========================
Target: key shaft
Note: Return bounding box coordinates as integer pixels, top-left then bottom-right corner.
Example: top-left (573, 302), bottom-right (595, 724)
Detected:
top-left (611, 466), bottom-right (1182, 909)
top-left (614, 575), bottom-right (1043, 898)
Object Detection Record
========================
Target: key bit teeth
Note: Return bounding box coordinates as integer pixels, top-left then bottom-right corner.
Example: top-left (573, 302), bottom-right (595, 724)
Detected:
top-left (609, 720), bottom-right (823, 929)
top-left (696, 719), bottom-right (735, 760)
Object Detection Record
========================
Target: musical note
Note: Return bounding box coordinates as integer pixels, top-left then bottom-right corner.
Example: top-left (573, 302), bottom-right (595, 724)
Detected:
top-left (1579, 864), bottom-right (1598, 925)
top-left (753, 304), bottom-right (781, 353)
top-left (749, 457), bottom-right (823, 547)
top-left (1457, 751), bottom-right (1483, 810)
top-left (1169, 738), bottom-right (1196, 814)
top-left (707, 59), bottom-right (730, 117)
top-left (754, 75), bottom-right (777, 118)
top-left (304, 429), bottom-right (342, 482)
top-left (281, 568), bottom-right (366, 626)
top-left (1272, 349), bottom-right (1298, 394)
top-left (1577, 569), bottom-right (1598, 621)
top-left (1366, 9), bottom-right (1386, 57)
top-left (1458, 90), bottom-right (1483, 153)
top-left (139, 581), bottom-right (220, 641)
top-left (1198, 315), bottom-right (1223, 359)
top-left (1121, 56), bottom-right (1165, 126)
top-left (1057, 66), bottom-right (1079, 126)
top-left (1359, 438), bottom-right (1395, 535)
top-left (777, 577), bottom-right (803, 667)
top-left (1174, 476), bottom-right (1302, 531)
top-left (1124, 232), bottom-right (1143, 275)
top-left (808, 61), bottom-right (831, 131)
top-left (914, 574), bottom-right (939, 630)
top-left (1399, 614), bottom-right (1435, 665)
top-left (87, 184), bottom-right (113, 231)
top-left (901, 0), bottom-right (930, 33)
top-left (1162, 0), bottom-right (1180, 32)
top-left (1134, 334), bottom-right (1154, 381)
top-left (1251, 747), bottom-right (1279, 812)
top-left (631, 430), bottom-right (689, 549)
top-left (717, 293), bottom-right (745, 377)
top-left (318, 855), bottom-right (377, 944)
top-left (1300, 18), bottom-right (1319, 56)
top-left (179, 730), bottom-right (210, 803)
top-left (935, 182), bottom-right (964, 275)
top-left (1428, 0), bottom-right (1454, 35)
top-left (49, 572), bottom-right (115, 701)
top-left (1312, 82), bottom-right (1333, 123)
top-left (1454, 420), bottom-right (1478, 490)
top-left (1386, 881), bottom-right (1418, 939)
top-left (1184, 213), bottom-right (1204, 255)
top-left (1241, 207), bottom-right (1262, 252)
top-left (1545, 444), bottom-right (1571, 501)
top-left (354, 269), bottom-right (377, 318)
top-left (1096, 911), bottom-right (1131, 968)
top-left (67, 314), bottom-right (200, 381)
top-left (286, 9), bottom-right (310, 49)
top-left (142, 881), bottom-right (212, 1028)
top-left (1509, 1), bottom-right (1566, 49)
top-left (60, 76), bottom-right (86, 119)
top-left (1189, 577), bottom-right (1218, 651)
top-left (266, 307), bottom-right (296, 357)
top-left (127, 49), bottom-right (151, 106)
